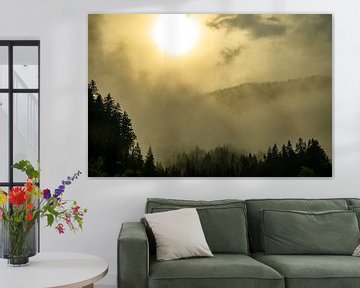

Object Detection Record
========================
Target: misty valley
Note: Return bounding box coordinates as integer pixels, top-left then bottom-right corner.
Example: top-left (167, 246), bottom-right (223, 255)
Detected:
top-left (88, 79), bottom-right (332, 177)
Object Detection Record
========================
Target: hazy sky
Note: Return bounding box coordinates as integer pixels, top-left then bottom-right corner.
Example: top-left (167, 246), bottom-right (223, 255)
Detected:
top-left (89, 14), bottom-right (332, 161)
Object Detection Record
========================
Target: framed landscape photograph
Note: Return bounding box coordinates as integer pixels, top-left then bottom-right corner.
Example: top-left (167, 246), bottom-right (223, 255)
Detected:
top-left (88, 14), bottom-right (332, 177)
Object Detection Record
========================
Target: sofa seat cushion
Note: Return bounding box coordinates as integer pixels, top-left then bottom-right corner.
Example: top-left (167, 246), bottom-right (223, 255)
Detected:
top-left (253, 252), bottom-right (360, 288)
top-left (149, 254), bottom-right (284, 288)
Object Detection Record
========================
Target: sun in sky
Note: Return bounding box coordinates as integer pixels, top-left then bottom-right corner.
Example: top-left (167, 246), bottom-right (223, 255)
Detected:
top-left (151, 14), bottom-right (200, 56)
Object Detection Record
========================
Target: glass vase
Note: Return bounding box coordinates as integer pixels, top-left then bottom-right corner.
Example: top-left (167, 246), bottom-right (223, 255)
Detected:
top-left (0, 220), bottom-right (37, 266)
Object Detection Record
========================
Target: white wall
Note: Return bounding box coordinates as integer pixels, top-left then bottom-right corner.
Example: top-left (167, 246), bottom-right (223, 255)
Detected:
top-left (1, 0), bottom-right (360, 285)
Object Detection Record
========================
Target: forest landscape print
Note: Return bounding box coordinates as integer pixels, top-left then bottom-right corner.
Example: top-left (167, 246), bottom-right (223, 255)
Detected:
top-left (88, 14), bottom-right (332, 177)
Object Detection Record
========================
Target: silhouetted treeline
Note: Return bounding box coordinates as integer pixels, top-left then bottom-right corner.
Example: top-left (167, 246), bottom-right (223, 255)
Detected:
top-left (260, 139), bottom-right (332, 177)
top-left (156, 140), bottom-right (331, 177)
top-left (88, 80), bottom-right (332, 177)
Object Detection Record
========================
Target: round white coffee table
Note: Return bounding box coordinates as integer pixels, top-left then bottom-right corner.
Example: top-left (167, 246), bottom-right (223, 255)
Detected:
top-left (0, 252), bottom-right (108, 288)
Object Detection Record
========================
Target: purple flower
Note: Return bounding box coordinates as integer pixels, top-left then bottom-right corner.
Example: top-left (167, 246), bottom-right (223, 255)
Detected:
top-left (54, 189), bottom-right (63, 198)
top-left (43, 189), bottom-right (51, 200)
top-left (54, 171), bottom-right (82, 199)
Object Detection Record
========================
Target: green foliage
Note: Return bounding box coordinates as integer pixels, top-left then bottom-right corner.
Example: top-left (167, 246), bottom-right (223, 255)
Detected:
top-left (12, 160), bottom-right (40, 180)
top-left (47, 214), bottom-right (55, 227)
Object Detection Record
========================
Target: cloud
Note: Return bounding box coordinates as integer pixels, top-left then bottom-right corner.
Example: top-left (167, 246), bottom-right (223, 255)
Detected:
top-left (219, 47), bottom-right (242, 65)
top-left (208, 14), bottom-right (332, 76)
top-left (88, 15), bottom-right (137, 107)
top-left (207, 14), bottom-right (332, 45)
top-left (207, 14), bottom-right (286, 38)
top-left (290, 14), bottom-right (332, 44)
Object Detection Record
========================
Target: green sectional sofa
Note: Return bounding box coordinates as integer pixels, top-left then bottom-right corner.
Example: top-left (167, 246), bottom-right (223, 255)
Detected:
top-left (118, 198), bottom-right (360, 288)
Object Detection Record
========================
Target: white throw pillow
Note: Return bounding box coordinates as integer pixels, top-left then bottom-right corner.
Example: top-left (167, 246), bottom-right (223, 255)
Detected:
top-left (353, 244), bottom-right (360, 256)
top-left (145, 208), bottom-right (213, 261)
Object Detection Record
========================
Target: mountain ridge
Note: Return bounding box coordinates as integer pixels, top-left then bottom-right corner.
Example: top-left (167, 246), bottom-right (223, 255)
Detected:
top-left (208, 75), bottom-right (331, 97)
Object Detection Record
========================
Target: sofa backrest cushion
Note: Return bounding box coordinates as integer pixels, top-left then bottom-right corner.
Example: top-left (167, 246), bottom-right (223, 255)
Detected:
top-left (261, 209), bottom-right (359, 255)
top-left (246, 198), bottom-right (349, 252)
top-left (347, 199), bottom-right (360, 228)
top-left (145, 198), bottom-right (249, 254)
top-left (350, 206), bottom-right (360, 220)
top-left (348, 199), bottom-right (360, 207)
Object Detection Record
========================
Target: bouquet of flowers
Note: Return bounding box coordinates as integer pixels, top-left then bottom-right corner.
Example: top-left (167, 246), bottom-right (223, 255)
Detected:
top-left (0, 160), bottom-right (87, 265)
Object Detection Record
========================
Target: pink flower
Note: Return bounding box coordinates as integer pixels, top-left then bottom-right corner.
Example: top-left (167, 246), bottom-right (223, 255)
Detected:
top-left (56, 223), bottom-right (65, 234)
top-left (65, 214), bottom-right (71, 225)
top-left (0, 208), bottom-right (3, 220)
top-left (72, 205), bottom-right (80, 215)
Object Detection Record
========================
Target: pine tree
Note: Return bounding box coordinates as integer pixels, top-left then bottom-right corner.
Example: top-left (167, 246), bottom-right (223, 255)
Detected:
top-left (143, 147), bottom-right (156, 176)
top-left (88, 80), bottom-right (138, 176)
top-left (295, 138), bottom-right (306, 155)
top-left (129, 142), bottom-right (144, 176)
top-left (303, 139), bottom-right (332, 176)
top-left (121, 111), bottom-right (136, 148)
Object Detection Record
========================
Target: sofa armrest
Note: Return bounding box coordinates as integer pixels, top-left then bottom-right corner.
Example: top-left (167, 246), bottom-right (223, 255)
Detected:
top-left (118, 222), bottom-right (149, 288)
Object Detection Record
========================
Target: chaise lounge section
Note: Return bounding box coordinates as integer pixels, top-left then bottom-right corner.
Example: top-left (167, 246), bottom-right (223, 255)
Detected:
top-left (118, 198), bottom-right (360, 288)
top-left (247, 198), bottom-right (360, 288)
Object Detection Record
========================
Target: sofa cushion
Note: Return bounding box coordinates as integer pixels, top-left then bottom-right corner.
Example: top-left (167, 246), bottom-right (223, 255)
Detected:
top-left (246, 198), bottom-right (349, 252)
top-left (252, 252), bottom-right (360, 288)
top-left (346, 199), bottom-right (360, 229)
top-left (261, 209), bottom-right (359, 255)
top-left (349, 205), bottom-right (360, 228)
top-left (347, 198), bottom-right (360, 207)
top-left (145, 208), bottom-right (213, 261)
top-left (149, 254), bottom-right (284, 288)
top-left (146, 198), bottom-right (249, 254)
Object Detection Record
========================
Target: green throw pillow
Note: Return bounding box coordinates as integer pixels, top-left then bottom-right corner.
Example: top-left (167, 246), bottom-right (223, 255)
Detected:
top-left (261, 209), bottom-right (360, 255)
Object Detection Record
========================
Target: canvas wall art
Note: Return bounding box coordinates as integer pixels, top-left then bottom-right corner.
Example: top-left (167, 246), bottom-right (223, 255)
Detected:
top-left (88, 14), bottom-right (332, 177)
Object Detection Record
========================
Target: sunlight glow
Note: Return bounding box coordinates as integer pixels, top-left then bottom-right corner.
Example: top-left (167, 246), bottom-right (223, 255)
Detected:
top-left (152, 14), bottom-right (200, 56)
